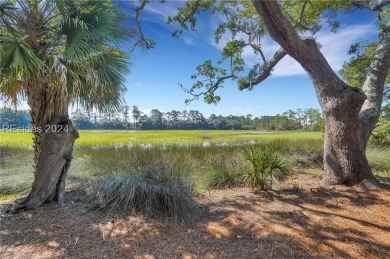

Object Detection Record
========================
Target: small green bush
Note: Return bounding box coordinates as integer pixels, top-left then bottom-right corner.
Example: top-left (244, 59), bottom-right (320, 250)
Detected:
top-left (371, 119), bottom-right (390, 146)
top-left (243, 147), bottom-right (290, 190)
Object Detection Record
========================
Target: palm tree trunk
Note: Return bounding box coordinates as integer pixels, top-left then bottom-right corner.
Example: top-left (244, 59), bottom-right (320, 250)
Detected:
top-left (23, 115), bottom-right (78, 210)
top-left (28, 88), bottom-right (45, 174)
top-left (8, 87), bottom-right (78, 213)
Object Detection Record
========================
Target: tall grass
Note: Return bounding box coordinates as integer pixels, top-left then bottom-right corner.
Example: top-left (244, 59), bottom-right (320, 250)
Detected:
top-left (90, 173), bottom-right (195, 222)
top-left (1, 131), bottom-right (389, 203)
top-left (88, 150), bottom-right (196, 221)
top-left (198, 151), bottom-right (249, 189)
top-left (366, 146), bottom-right (390, 173)
top-left (0, 147), bottom-right (34, 200)
top-left (0, 130), bottom-right (323, 148)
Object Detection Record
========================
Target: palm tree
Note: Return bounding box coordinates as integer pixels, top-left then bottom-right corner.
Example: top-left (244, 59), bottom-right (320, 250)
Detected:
top-left (0, 0), bottom-right (131, 213)
top-left (243, 147), bottom-right (289, 190)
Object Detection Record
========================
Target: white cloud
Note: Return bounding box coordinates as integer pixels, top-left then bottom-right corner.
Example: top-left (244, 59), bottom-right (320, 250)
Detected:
top-left (209, 22), bottom-right (377, 77)
top-left (316, 23), bottom-right (376, 71)
top-left (140, 108), bottom-right (152, 115)
top-left (140, 2), bottom-right (202, 47)
top-left (183, 37), bottom-right (195, 46)
top-left (266, 56), bottom-right (305, 77)
top-left (142, 1), bottom-right (184, 23)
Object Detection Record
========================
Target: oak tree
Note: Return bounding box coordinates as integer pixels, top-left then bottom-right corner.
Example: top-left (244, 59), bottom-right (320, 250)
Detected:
top-left (167, 0), bottom-right (390, 187)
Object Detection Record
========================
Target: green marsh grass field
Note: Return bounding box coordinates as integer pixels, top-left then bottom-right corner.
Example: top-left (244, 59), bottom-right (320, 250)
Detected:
top-left (1, 130), bottom-right (389, 201)
top-left (0, 130), bottom-right (323, 148)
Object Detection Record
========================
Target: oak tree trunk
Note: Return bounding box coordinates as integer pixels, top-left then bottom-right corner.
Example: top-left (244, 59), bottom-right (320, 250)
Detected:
top-left (321, 94), bottom-right (379, 186)
top-left (253, 1), bottom-right (390, 187)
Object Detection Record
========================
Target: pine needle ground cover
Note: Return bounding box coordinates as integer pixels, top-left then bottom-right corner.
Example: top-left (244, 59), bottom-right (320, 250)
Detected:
top-left (1, 130), bottom-right (390, 258)
top-left (1, 171), bottom-right (390, 258)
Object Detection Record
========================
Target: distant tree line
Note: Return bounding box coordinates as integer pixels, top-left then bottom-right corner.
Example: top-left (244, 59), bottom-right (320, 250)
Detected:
top-left (68, 106), bottom-right (326, 131)
top-left (1, 106), bottom-right (325, 131)
top-left (3, 105), bottom-right (390, 134)
top-left (0, 109), bottom-right (31, 129)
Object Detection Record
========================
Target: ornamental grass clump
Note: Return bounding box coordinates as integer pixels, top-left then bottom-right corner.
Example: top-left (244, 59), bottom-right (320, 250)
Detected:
top-left (89, 156), bottom-right (195, 222)
top-left (243, 147), bottom-right (290, 190)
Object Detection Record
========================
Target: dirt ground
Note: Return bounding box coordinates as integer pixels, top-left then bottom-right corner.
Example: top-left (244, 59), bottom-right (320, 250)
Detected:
top-left (1, 170), bottom-right (390, 259)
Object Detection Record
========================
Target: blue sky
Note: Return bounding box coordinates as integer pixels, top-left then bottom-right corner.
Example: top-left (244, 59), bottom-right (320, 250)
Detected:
top-left (5, 1), bottom-right (380, 118)
top-left (117, 1), bottom-right (379, 118)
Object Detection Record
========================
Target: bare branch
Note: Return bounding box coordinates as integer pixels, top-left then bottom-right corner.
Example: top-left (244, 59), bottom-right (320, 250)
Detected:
top-left (241, 48), bottom-right (287, 90)
top-left (257, 47), bottom-right (267, 64)
top-left (246, 32), bottom-right (267, 63)
top-left (352, 0), bottom-right (390, 11)
top-left (132, 0), bottom-right (153, 52)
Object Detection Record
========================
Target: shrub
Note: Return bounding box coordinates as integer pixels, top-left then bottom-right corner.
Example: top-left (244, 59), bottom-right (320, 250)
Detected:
top-left (198, 147), bottom-right (291, 190)
top-left (371, 119), bottom-right (390, 146)
top-left (242, 147), bottom-right (290, 190)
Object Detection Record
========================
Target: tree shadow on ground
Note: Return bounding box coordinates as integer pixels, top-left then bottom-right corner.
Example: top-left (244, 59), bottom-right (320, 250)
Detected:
top-left (1, 180), bottom-right (390, 258)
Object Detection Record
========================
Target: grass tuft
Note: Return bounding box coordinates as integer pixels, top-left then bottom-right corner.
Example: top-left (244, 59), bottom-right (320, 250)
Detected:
top-left (90, 173), bottom-right (195, 222)
top-left (88, 152), bottom-right (196, 222)
top-left (200, 151), bottom-right (249, 189)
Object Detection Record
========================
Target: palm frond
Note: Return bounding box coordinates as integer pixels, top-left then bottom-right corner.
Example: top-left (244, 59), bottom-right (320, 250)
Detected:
top-left (0, 35), bottom-right (44, 79)
top-left (1, 0), bottom-right (132, 115)
top-left (66, 47), bottom-right (130, 113)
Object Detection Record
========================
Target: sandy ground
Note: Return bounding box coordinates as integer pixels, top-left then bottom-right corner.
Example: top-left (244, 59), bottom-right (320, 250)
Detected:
top-left (1, 170), bottom-right (390, 259)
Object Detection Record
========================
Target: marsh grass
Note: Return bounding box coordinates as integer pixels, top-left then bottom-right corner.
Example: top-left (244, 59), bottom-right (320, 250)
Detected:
top-left (1, 130), bottom-right (389, 201)
top-left (0, 130), bottom-right (323, 148)
top-left (198, 151), bottom-right (249, 189)
top-left (0, 147), bottom-right (33, 200)
top-left (366, 146), bottom-right (390, 173)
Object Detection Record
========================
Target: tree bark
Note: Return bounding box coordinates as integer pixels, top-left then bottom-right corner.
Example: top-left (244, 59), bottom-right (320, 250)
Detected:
top-left (8, 116), bottom-right (78, 213)
top-left (252, 1), bottom-right (390, 187)
top-left (322, 102), bottom-right (378, 186)
top-left (7, 86), bottom-right (79, 214)
top-left (360, 25), bottom-right (390, 144)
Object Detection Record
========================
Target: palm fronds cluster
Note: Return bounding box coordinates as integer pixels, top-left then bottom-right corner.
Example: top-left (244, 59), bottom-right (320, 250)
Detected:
top-left (0, 0), bottom-right (131, 114)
